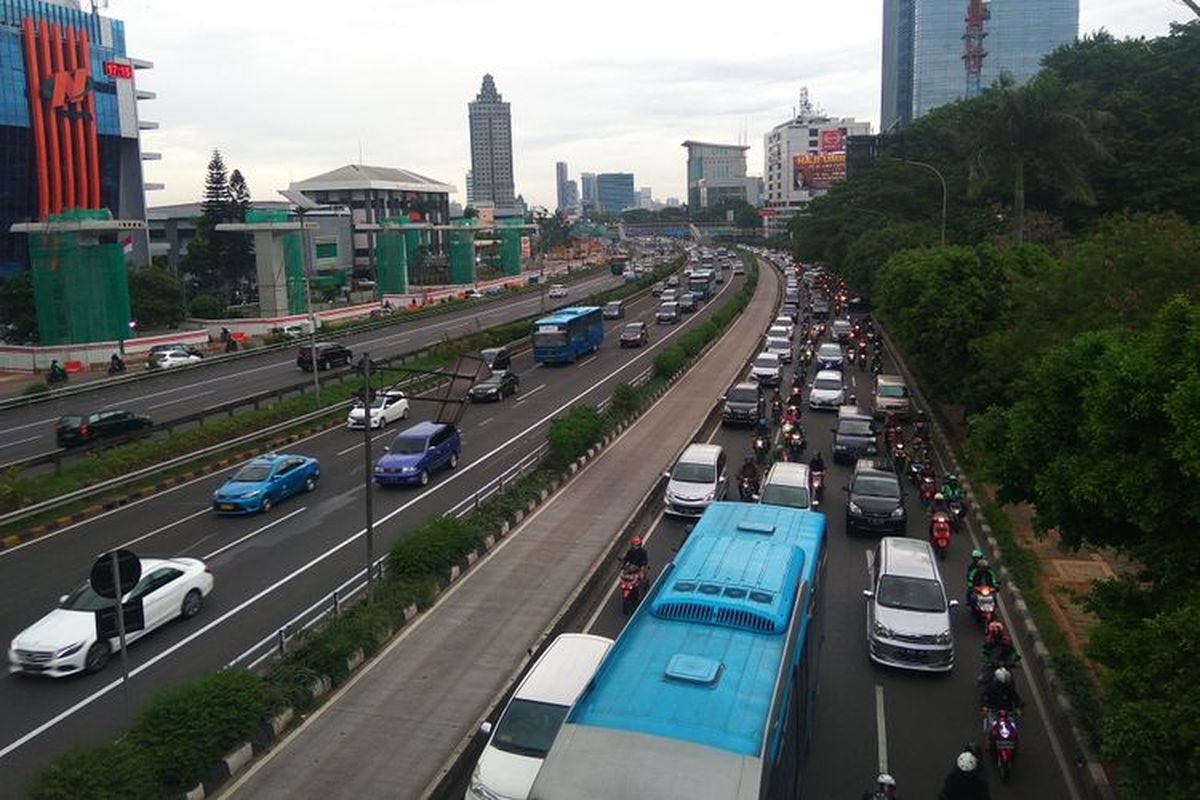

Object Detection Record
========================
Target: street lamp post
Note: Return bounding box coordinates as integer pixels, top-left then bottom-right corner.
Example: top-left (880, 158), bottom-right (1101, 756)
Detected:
top-left (886, 158), bottom-right (947, 246)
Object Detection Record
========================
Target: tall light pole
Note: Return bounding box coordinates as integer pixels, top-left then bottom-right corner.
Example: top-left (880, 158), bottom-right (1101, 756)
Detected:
top-left (885, 158), bottom-right (947, 246)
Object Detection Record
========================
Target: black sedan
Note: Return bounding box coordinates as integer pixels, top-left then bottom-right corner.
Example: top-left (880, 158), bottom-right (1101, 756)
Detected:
top-left (619, 322), bottom-right (649, 348)
top-left (469, 370), bottom-right (520, 402)
top-left (56, 410), bottom-right (152, 448)
top-left (844, 459), bottom-right (906, 536)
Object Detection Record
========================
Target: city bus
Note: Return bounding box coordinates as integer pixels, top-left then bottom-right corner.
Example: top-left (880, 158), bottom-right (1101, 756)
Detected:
top-left (529, 502), bottom-right (827, 800)
top-left (531, 306), bottom-right (604, 364)
top-left (688, 268), bottom-right (717, 301)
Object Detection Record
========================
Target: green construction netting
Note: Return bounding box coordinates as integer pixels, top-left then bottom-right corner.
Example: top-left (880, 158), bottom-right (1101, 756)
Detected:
top-left (30, 209), bottom-right (132, 345)
top-left (498, 224), bottom-right (522, 276)
top-left (375, 218), bottom-right (410, 296)
top-left (247, 209), bottom-right (306, 314)
top-left (448, 223), bottom-right (476, 285)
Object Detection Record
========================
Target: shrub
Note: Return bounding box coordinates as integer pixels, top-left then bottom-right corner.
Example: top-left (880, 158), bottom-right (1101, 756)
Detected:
top-left (388, 516), bottom-right (479, 581)
top-left (27, 740), bottom-right (158, 800)
top-left (21, 381), bottom-right (50, 396)
top-left (126, 668), bottom-right (269, 795)
top-left (547, 406), bottom-right (608, 468)
top-left (653, 345), bottom-right (686, 379)
top-left (610, 383), bottom-right (642, 420)
top-left (187, 294), bottom-right (224, 319)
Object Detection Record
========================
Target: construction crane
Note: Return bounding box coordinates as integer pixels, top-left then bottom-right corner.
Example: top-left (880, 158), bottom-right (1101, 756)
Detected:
top-left (962, 0), bottom-right (990, 98)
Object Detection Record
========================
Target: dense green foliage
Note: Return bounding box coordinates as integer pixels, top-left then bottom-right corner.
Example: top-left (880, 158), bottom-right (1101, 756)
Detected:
top-left (0, 271), bottom-right (37, 343)
top-left (794, 23), bottom-right (1200, 798)
top-left (180, 149), bottom-right (257, 307)
top-left (128, 265), bottom-right (186, 330)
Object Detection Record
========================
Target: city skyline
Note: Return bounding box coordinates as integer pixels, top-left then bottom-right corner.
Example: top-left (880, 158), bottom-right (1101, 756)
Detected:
top-left (117, 0), bottom-right (1188, 212)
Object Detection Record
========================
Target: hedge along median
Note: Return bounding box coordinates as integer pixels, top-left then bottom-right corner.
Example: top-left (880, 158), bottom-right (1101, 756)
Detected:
top-left (25, 251), bottom-right (744, 800)
top-left (0, 254), bottom-right (691, 529)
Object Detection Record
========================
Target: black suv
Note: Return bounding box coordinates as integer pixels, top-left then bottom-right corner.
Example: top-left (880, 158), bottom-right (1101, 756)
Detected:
top-left (479, 347), bottom-right (512, 372)
top-left (844, 459), bottom-right (906, 536)
top-left (297, 342), bottom-right (353, 372)
top-left (722, 382), bottom-right (764, 426)
top-left (56, 410), bottom-right (152, 448)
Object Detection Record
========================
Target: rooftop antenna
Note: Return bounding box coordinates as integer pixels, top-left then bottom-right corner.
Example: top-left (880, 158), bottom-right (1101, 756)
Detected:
top-left (89, 0), bottom-right (108, 13)
top-left (358, 139), bottom-right (363, 166)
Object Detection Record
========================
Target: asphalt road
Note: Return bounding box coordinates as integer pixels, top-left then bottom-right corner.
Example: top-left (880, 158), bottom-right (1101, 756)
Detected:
top-left (0, 268), bottom-right (623, 465)
top-left (0, 261), bottom-right (742, 793)
top-left (577, 268), bottom-right (1078, 799)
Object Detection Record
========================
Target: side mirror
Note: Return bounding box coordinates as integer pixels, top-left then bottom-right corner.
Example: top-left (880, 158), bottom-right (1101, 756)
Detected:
top-left (383, 447), bottom-right (390, 453)
top-left (862, 589), bottom-right (874, 599)
top-left (480, 721), bottom-right (493, 736)
top-left (949, 599), bottom-right (960, 608)
top-left (59, 594), bottom-right (68, 604)
top-left (720, 395), bottom-right (727, 401)
top-left (663, 471), bottom-right (671, 479)
top-left (751, 494), bottom-right (760, 501)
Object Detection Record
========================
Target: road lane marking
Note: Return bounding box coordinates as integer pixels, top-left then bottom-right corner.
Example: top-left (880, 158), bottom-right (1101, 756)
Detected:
top-left (577, 356), bottom-right (597, 367)
top-left (109, 508), bottom-right (211, 552)
top-left (875, 684), bottom-right (889, 775)
top-left (0, 434), bottom-right (42, 450)
top-left (0, 416), bottom-right (63, 437)
top-left (335, 429), bottom-right (393, 457)
top-left (512, 383), bottom-right (545, 405)
top-left (0, 271), bottom-right (729, 760)
top-left (148, 390), bottom-right (213, 411)
top-left (200, 507), bottom-right (308, 561)
top-left (477, 417), bottom-right (493, 428)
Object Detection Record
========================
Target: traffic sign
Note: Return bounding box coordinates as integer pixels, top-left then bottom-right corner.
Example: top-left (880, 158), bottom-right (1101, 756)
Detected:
top-left (89, 549), bottom-right (140, 599)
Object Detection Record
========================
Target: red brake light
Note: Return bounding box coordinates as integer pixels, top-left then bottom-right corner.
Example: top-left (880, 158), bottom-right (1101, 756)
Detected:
top-left (80, 424), bottom-right (90, 437)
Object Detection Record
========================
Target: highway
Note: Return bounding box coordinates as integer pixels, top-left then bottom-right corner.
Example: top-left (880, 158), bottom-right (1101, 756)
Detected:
top-left (0, 257), bottom-right (742, 793)
top-left (0, 268), bottom-right (622, 465)
top-left (575, 260), bottom-right (1079, 798)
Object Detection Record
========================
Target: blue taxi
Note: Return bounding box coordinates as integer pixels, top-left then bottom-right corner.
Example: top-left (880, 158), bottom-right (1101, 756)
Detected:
top-left (211, 453), bottom-right (320, 514)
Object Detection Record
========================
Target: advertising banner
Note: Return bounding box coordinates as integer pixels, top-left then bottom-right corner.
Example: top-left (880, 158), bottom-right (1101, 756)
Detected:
top-left (819, 129), bottom-right (846, 153)
top-left (793, 153), bottom-right (847, 191)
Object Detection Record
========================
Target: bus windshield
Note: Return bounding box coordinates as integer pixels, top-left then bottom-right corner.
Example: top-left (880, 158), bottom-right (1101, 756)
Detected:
top-left (533, 329), bottom-right (568, 348)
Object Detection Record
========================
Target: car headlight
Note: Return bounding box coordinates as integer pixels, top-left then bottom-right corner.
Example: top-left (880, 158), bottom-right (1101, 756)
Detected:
top-left (704, 491), bottom-right (715, 502)
top-left (54, 641), bottom-right (86, 658)
top-left (242, 489), bottom-right (261, 498)
top-left (401, 466), bottom-right (416, 473)
top-left (891, 506), bottom-right (906, 519)
top-left (872, 620), bottom-right (894, 639)
top-left (935, 630), bottom-right (952, 645)
top-left (849, 501), bottom-right (863, 515)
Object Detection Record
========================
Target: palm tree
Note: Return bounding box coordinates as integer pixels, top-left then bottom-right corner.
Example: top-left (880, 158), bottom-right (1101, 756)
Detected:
top-left (968, 70), bottom-right (1109, 243)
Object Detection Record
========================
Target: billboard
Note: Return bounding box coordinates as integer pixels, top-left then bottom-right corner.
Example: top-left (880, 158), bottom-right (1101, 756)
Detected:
top-left (819, 129), bottom-right (846, 153)
top-left (793, 153), bottom-right (847, 191)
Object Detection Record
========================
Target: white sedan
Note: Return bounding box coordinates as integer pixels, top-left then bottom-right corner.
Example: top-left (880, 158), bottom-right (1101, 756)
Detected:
top-left (152, 348), bottom-right (203, 369)
top-left (346, 390), bottom-right (410, 430)
top-left (547, 284), bottom-right (568, 298)
top-left (8, 557), bottom-right (213, 677)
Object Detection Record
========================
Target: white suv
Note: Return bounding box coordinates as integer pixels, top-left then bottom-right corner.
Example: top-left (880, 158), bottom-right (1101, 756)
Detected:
top-left (749, 352), bottom-right (782, 386)
top-left (808, 369), bottom-right (846, 410)
top-left (664, 443), bottom-right (728, 517)
top-left (756, 462), bottom-right (812, 510)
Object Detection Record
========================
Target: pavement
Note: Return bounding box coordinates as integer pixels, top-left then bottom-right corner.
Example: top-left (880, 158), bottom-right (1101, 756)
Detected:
top-left (215, 261), bottom-right (781, 799)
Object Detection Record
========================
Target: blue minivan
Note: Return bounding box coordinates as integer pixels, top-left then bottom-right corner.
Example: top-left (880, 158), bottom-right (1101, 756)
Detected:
top-left (373, 421), bottom-right (461, 487)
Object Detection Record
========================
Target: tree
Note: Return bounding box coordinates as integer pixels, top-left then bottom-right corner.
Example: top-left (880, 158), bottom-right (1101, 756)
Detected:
top-left (200, 149), bottom-right (231, 227)
top-left (967, 70), bottom-right (1108, 244)
top-left (841, 220), bottom-right (936, 296)
top-left (128, 266), bottom-right (186, 330)
top-left (0, 272), bottom-right (37, 343)
top-left (226, 169), bottom-right (255, 287)
top-left (534, 210), bottom-right (571, 254)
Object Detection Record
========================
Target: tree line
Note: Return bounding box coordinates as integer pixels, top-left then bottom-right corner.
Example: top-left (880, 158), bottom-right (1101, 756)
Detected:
top-left (793, 23), bottom-right (1200, 799)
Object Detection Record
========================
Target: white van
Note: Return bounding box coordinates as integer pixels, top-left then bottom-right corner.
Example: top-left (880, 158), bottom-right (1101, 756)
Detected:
top-left (863, 537), bottom-right (957, 672)
top-left (468, 633), bottom-right (614, 800)
top-left (663, 442), bottom-right (728, 517)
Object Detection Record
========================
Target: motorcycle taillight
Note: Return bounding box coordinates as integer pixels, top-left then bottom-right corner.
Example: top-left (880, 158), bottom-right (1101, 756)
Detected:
top-left (80, 424), bottom-right (89, 437)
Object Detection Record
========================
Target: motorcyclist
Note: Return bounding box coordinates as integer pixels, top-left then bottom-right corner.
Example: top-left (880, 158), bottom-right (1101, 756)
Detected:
top-left (981, 667), bottom-right (1022, 725)
top-left (938, 746), bottom-right (990, 800)
top-left (913, 409), bottom-right (928, 440)
top-left (941, 473), bottom-right (964, 503)
top-left (809, 450), bottom-right (826, 474)
top-left (622, 536), bottom-right (649, 572)
top-left (753, 415), bottom-right (771, 438)
top-left (862, 772), bottom-right (900, 800)
top-left (738, 455), bottom-right (761, 498)
top-left (108, 353), bottom-right (125, 374)
top-left (970, 559), bottom-right (999, 592)
top-left (781, 404), bottom-right (800, 428)
top-left (981, 621), bottom-right (1022, 679)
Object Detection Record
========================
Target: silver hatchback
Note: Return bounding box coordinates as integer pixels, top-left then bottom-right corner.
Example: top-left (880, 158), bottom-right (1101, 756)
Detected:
top-left (864, 537), bottom-right (956, 672)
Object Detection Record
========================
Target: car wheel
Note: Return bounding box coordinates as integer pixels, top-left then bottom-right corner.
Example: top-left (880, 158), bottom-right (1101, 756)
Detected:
top-left (449, 452), bottom-right (459, 469)
top-left (181, 589), bottom-right (203, 620)
top-left (85, 641), bottom-right (111, 673)
top-left (418, 470), bottom-right (430, 487)
top-left (305, 475), bottom-right (317, 492)
top-left (261, 495), bottom-right (273, 512)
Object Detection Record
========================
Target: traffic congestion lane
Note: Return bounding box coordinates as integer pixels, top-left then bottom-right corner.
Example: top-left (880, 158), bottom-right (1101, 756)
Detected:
top-left (0, 268), bottom-right (742, 791)
top-left (580, 272), bottom-right (1075, 798)
top-left (0, 269), bottom-right (625, 462)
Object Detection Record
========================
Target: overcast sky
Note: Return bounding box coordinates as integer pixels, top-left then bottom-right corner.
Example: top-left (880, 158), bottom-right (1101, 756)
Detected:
top-left (117, 0), bottom-right (1192, 210)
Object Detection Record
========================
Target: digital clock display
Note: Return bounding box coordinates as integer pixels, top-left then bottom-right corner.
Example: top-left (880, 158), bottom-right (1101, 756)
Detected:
top-left (103, 61), bottom-right (133, 79)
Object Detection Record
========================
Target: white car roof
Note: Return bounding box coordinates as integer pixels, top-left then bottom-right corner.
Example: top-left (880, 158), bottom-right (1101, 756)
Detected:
top-left (764, 462), bottom-right (811, 488)
top-left (515, 633), bottom-right (614, 705)
top-left (814, 369), bottom-right (843, 381)
top-left (754, 351), bottom-right (780, 363)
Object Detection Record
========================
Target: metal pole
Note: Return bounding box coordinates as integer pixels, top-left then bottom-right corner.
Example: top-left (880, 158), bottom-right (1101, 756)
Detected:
top-left (300, 209), bottom-right (321, 406)
top-left (888, 158), bottom-right (947, 246)
top-left (362, 351), bottom-right (376, 602)
top-left (109, 552), bottom-right (131, 724)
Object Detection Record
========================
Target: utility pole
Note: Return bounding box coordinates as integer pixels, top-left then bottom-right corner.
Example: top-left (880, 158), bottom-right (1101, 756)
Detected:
top-left (362, 352), bottom-right (375, 601)
top-left (886, 158), bottom-right (947, 246)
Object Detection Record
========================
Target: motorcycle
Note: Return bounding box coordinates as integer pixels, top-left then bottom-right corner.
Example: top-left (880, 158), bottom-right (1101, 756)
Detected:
top-left (789, 384), bottom-right (804, 404)
top-left (785, 427), bottom-right (806, 459)
top-left (920, 475), bottom-right (938, 508)
top-left (987, 709), bottom-right (1020, 782)
top-left (871, 358), bottom-right (883, 375)
top-left (618, 563), bottom-right (647, 616)
top-left (739, 475), bottom-right (759, 501)
top-left (753, 435), bottom-right (770, 466)
top-left (856, 349), bottom-right (868, 370)
top-left (930, 511), bottom-right (952, 559)
top-left (947, 493), bottom-right (967, 527)
top-left (810, 469), bottom-right (826, 507)
top-left (891, 441), bottom-right (908, 477)
top-left (47, 368), bottom-right (68, 385)
top-left (770, 398), bottom-right (783, 424)
top-left (972, 584), bottom-right (998, 627)
top-left (107, 359), bottom-right (126, 376)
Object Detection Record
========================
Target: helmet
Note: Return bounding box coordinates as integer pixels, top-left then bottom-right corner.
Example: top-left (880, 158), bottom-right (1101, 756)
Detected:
top-left (933, 492), bottom-right (944, 501)
top-left (978, 559), bottom-right (989, 570)
top-left (956, 751), bottom-right (978, 772)
top-left (971, 548), bottom-right (984, 561)
top-left (946, 473), bottom-right (958, 482)
top-left (630, 536), bottom-right (642, 547)
top-left (993, 667), bottom-right (1011, 684)
top-left (987, 621), bottom-right (1005, 638)
top-left (877, 773), bottom-right (897, 787)
top-left (745, 454), bottom-right (756, 463)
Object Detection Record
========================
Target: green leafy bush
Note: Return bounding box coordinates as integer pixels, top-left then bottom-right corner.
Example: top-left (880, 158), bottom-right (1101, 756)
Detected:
top-left (125, 668), bottom-right (269, 795)
top-left (388, 517), bottom-right (480, 581)
top-left (610, 383), bottom-right (642, 420)
top-left (27, 741), bottom-right (158, 800)
top-left (21, 381), bottom-right (50, 396)
top-left (653, 345), bottom-right (686, 379)
top-left (187, 294), bottom-right (224, 320)
top-left (547, 406), bottom-right (609, 468)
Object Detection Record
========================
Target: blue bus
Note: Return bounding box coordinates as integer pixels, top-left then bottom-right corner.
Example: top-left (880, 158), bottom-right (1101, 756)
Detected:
top-left (530, 502), bottom-right (827, 800)
top-left (531, 306), bottom-right (604, 364)
top-left (688, 268), bottom-right (717, 301)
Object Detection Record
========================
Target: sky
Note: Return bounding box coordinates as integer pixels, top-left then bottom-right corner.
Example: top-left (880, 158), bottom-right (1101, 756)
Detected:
top-left (113, 0), bottom-right (1193, 211)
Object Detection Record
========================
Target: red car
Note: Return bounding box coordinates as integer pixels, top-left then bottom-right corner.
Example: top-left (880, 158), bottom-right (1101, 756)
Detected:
top-left (619, 322), bottom-right (649, 348)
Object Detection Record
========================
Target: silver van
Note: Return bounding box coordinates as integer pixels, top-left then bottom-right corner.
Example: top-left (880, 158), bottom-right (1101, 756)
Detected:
top-left (863, 537), bottom-right (956, 672)
top-left (663, 443), bottom-right (728, 517)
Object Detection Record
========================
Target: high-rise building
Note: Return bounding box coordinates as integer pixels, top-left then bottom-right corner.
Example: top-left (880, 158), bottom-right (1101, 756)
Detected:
top-left (563, 180), bottom-right (580, 214)
top-left (762, 89), bottom-right (871, 234)
top-left (465, 170), bottom-right (474, 205)
top-left (882, 0), bottom-right (1078, 131)
top-left (580, 172), bottom-right (597, 213)
top-left (636, 187), bottom-right (653, 210)
top-left (0, 0), bottom-right (158, 275)
top-left (595, 173), bottom-right (635, 215)
top-left (555, 161), bottom-right (569, 212)
top-left (681, 141), bottom-right (753, 210)
top-left (468, 74), bottom-right (516, 214)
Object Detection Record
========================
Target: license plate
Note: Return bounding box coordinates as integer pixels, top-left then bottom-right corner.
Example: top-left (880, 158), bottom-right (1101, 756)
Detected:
top-left (219, 503), bottom-right (236, 511)
top-left (995, 740), bottom-right (1016, 750)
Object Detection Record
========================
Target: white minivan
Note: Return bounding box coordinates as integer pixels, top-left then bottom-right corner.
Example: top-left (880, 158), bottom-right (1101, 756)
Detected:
top-left (664, 443), bottom-right (728, 517)
top-left (468, 633), bottom-right (614, 800)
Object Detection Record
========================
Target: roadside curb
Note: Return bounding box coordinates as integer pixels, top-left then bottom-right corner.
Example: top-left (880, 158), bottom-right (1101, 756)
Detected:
top-left (874, 320), bottom-right (1115, 800)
